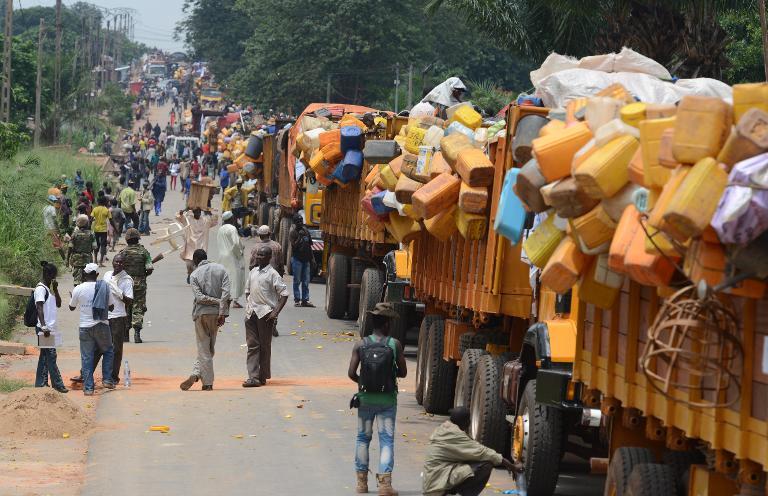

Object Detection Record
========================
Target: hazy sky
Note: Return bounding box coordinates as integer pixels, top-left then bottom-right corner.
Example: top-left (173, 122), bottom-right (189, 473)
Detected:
top-left (21, 0), bottom-right (187, 51)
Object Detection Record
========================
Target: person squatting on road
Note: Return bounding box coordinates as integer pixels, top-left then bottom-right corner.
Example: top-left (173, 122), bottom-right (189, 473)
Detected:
top-left (34, 261), bottom-right (68, 393)
top-left (180, 249), bottom-right (230, 391)
top-left (242, 245), bottom-right (288, 388)
top-left (119, 228), bottom-right (154, 343)
top-left (347, 302), bottom-right (407, 496)
top-left (422, 406), bottom-right (516, 496)
top-left (69, 263), bottom-right (116, 396)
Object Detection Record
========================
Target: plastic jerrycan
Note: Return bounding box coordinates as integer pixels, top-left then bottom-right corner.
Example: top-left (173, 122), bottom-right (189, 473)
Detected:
top-left (569, 203), bottom-right (617, 254)
top-left (523, 214), bottom-right (566, 268)
top-left (532, 121), bottom-right (593, 182)
top-left (456, 208), bottom-right (487, 240)
top-left (449, 105), bottom-right (483, 130)
top-left (578, 257), bottom-right (620, 309)
top-left (424, 205), bottom-right (458, 241)
top-left (639, 117), bottom-right (676, 189)
top-left (672, 95), bottom-right (732, 164)
top-left (733, 83), bottom-right (768, 122)
top-left (620, 102), bottom-right (647, 128)
top-left (662, 157), bottom-right (728, 242)
top-left (717, 108), bottom-right (768, 169)
top-left (647, 165), bottom-right (691, 242)
top-left (411, 172), bottom-right (461, 220)
top-left (515, 159), bottom-right (548, 213)
top-left (574, 135), bottom-right (639, 199)
top-left (585, 97), bottom-right (623, 132)
top-left (608, 204), bottom-right (641, 273)
top-left (540, 236), bottom-right (590, 294)
top-left (494, 168), bottom-right (527, 244)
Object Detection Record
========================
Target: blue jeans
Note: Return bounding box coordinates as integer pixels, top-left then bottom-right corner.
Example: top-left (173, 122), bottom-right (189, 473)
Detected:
top-left (154, 198), bottom-right (162, 215)
top-left (79, 323), bottom-right (115, 392)
top-left (139, 210), bottom-right (151, 234)
top-left (291, 257), bottom-right (311, 302)
top-left (355, 404), bottom-right (396, 474)
top-left (35, 338), bottom-right (65, 389)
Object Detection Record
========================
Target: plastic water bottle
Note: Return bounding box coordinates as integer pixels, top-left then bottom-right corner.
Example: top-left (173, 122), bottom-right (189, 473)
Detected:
top-left (124, 360), bottom-right (132, 388)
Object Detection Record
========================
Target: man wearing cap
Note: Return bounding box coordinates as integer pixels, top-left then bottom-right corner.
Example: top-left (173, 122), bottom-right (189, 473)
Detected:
top-left (180, 249), bottom-right (230, 391)
top-left (347, 302), bottom-right (407, 495)
top-left (69, 263), bottom-right (116, 395)
top-left (119, 228), bottom-right (153, 343)
top-left (68, 215), bottom-right (96, 285)
top-left (242, 245), bottom-right (289, 387)
top-left (217, 211), bottom-right (246, 308)
top-left (44, 194), bottom-right (66, 261)
top-left (177, 207), bottom-right (218, 280)
top-left (250, 225), bottom-right (283, 275)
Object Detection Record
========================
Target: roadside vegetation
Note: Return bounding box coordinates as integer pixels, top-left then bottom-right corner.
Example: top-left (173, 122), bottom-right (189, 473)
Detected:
top-left (0, 375), bottom-right (29, 393)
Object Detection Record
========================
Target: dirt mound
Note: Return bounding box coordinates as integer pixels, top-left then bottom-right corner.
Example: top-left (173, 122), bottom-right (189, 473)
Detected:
top-left (0, 388), bottom-right (92, 439)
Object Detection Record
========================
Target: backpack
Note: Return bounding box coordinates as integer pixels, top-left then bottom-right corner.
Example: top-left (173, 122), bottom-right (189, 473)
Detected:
top-left (358, 336), bottom-right (396, 394)
top-left (23, 284), bottom-right (48, 327)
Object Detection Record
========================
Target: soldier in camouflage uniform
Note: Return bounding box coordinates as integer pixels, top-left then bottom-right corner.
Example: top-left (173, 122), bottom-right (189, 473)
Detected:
top-left (119, 228), bottom-right (153, 343)
top-left (67, 215), bottom-right (95, 285)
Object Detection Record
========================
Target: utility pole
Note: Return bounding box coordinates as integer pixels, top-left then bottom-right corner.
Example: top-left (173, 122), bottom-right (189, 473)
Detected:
top-left (326, 74), bottom-right (331, 103)
top-left (1, 0), bottom-right (13, 123)
top-left (102, 19), bottom-right (109, 89)
top-left (34, 19), bottom-right (45, 147)
top-left (407, 64), bottom-right (413, 109)
top-left (53, 0), bottom-right (61, 143)
top-left (394, 63), bottom-right (400, 113)
top-left (760, 0), bottom-right (768, 81)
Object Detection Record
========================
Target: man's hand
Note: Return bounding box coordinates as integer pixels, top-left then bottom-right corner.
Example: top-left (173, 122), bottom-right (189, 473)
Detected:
top-left (266, 310), bottom-right (279, 322)
top-left (43, 329), bottom-right (51, 337)
top-left (501, 458), bottom-right (516, 472)
top-left (217, 315), bottom-right (226, 327)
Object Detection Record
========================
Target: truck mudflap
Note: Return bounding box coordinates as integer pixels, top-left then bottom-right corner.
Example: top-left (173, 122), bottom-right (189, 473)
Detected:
top-left (535, 366), bottom-right (580, 410)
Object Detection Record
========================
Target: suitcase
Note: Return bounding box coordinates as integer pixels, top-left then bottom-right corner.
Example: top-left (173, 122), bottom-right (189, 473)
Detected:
top-left (501, 359), bottom-right (524, 410)
top-left (455, 148), bottom-right (494, 187)
top-left (363, 140), bottom-right (401, 164)
top-left (412, 172), bottom-right (461, 220)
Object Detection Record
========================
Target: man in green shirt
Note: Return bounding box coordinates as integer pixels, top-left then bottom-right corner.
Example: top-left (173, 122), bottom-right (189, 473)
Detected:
top-left (347, 303), bottom-right (407, 495)
top-left (119, 184), bottom-right (139, 231)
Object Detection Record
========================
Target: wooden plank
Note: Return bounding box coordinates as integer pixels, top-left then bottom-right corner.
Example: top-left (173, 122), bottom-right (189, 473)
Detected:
top-left (0, 284), bottom-right (34, 296)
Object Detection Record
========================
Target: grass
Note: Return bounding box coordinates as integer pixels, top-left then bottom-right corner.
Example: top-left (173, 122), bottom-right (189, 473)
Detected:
top-left (0, 148), bottom-right (101, 340)
top-left (0, 375), bottom-right (29, 393)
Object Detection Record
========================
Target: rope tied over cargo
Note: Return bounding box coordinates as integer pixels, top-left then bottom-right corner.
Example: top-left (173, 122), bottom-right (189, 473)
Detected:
top-left (639, 285), bottom-right (743, 409)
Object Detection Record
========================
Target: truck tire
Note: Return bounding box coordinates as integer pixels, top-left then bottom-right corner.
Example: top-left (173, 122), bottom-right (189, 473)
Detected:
top-left (347, 259), bottom-right (365, 321)
top-left (454, 348), bottom-right (486, 408)
top-left (416, 315), bottom-right (442, 405)
top-left (469, 354), bottom-right (507, 453)
top-left (388, 302), bottom-right (410, 344)
top-left (603, 447), bottom-right (654, 496)
top-left (325, 252), bottom-right (349, 319)
top-left (458, 332), bottom-right (476, 357)
top-left (358, 268), bottom-right (384, 337)
top-left (279, 216), bottom-right (292, 272)
top-left (258, 201), bottom-right (270, 227)
top-left (513, 380), bottom-right (564, 496)
top-left (470, 332), bottom-right (490, 350)
top-left (625, 464), bottom-right (676, 496)
top-left (423, 320), bottom-right (457, 414)
top-left (661, 450), bottom-right (703, 496)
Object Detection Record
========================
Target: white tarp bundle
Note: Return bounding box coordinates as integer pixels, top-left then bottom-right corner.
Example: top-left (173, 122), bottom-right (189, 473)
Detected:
top-left (531, 47), bottom-right (732, 108)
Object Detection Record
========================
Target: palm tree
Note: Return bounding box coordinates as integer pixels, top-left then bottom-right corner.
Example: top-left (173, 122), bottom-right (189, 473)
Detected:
top-left (425, 0), bottom-right (752, 79)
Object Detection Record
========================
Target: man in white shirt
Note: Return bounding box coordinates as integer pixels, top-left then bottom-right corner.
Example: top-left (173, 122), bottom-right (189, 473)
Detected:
top-left (34, 261), bottom-right (67, 393)
top-left (69, 263), bottom-right (116, 395)
top-left (242, 246), bottom-right (289, 388)
top-left (97, 253), bottom-right (133, 384)
top-left (177, 207), bottom-right (218, 280)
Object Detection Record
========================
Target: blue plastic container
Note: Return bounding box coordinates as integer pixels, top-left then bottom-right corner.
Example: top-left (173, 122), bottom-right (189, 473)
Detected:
top-left (371, 190), bottom-right (395, 215)
top-left (340, 126), bottom-right (363, 152)
top-left (493, 168), bottom-right (527, 244)
top-left (332, 149), bottom-right (364, 184)
top-left (444, 121), bottom-right (475, 141)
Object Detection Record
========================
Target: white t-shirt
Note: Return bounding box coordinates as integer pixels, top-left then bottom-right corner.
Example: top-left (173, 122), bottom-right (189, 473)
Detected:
top-left (69, 281), bottom-right (113, 328)
top-left (103, 270), bottom-right (134, 319)
top-left (34, 283), bottom-right (57, 331)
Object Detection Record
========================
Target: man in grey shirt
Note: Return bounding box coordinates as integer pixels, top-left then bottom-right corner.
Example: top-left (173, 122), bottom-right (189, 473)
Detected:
top-left (180, 249), bottom-right (230, 391)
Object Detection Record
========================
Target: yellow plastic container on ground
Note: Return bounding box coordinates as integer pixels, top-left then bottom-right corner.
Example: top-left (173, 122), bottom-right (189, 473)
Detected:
top-left (449, 105), bottom-right (483, 130)
top-left (672, 95), bottom-right (732, 164)
top-left (578, 257), bottom-right (620, 309)
top-left (532, 122), bottom-right (593, 182)
top-left (570, 203), bottom-right (616, 254)
top-left (662, 157), bottom-right (727, 242)
top-left (456, 208), bottom-right (487, 240)
top-left (523, 215), bottom-right (566, 268)
top-left (424, 205), bottom-right (457, 241)
top-left (620, 102), bottom-right (647, 128)
top-left (733, 82), bottom-right (768, 121)
top-left (405, 126), bottom-right (427, 154)
top-left (540, 236), bottom-right (590, 294)
top-left (638, 116), bottom-right (676, 188)
top-left (574, 135), bottom-right (639, 199)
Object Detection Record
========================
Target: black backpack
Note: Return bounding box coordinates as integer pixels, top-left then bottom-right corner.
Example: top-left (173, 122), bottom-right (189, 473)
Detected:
top-left (23, 284), bottom-right (48, 328)
top-left (358, 336), bottom-right (396, 394)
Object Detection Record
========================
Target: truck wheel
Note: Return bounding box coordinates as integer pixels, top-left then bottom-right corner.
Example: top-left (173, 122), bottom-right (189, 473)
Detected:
top-left (454, 348), bottom-right (486, 408)
top-left (416, 315), bottom-right (442, 405)
top-left (347, 259), bottom-right (365, 321)
top-left (661, 450), bottom-right (703, 496)
top-left (325, 252), bottom-right (349, 319)
top-left (469, 354), bottom-right (507, 453)
top-left (470, 332), bottom-right (490, 351)
top-left (625, 464), bottom-right (676, 496)
top-left (258, 202), bottom-right (270, 226)
top-left (513, 380), bottom-right (564, 496)
top-left (358, 268), bottom-right (383, 337)
top-left (458, 332), bottom-right (476, 357)
top-left (423, 320), bottom-right (457, 414)
top-left (603, 447), bottom-right (654, 496)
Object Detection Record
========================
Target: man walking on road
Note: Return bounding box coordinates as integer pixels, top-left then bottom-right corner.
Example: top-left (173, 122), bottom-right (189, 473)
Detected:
top-left (68, 215), bottom-right (96, 286)
top-left (119, 228), bottom-right (153, 343)
top-left (288, 213), bottom-right (315, 307)
top-left (69, 263), bottom-right (116, 396)
top-left (347, 303), bottom-right (407, 495)
top-left (217, 211), bottom-right (246, 308)
top-left (120, 183), bottom-right (139, 230)
top-left (180, 249), bottom-right (230, 391)
top-left (422, 406), bottom-right (516, 496)
top-left (178, 207), bottom-right (218, 280)
top-left (242, 246), bottom-right (288, 388)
